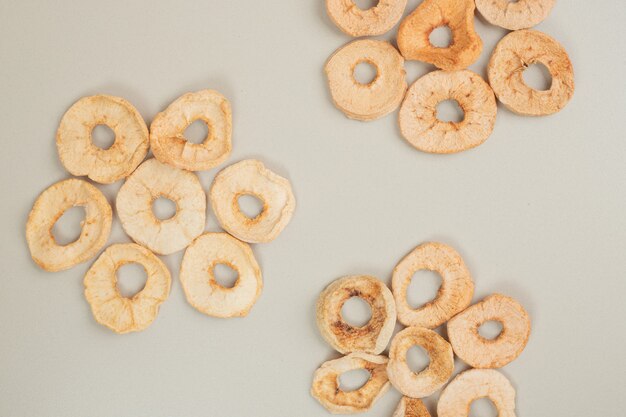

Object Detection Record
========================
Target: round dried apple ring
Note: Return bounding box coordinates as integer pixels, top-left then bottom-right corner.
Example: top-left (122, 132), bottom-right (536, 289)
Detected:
top-left (26, 179), bottom-right (112, 272)
top-left (84, 243), bottom-right (171, 334)
top-left (316, 275), bottom-right (396, 354)
top-left (392, 242), bottom-right (474, 328)
top-left (150, 89), bottom-right (232, 171)
top-left (56, 95), bottom-right (149, 184)
top-left (325, 39), bottom-right (407, 121)
top-left (393, 397), bottom-right (431, 417)
top-left (398, 70), bottom-right (497, 154)
top-left (180, 232), bottom-right (262, 318)
top-left (475, 0), bottom-right (555, 30)
top-left (210, 159), bottom-right (295, 243)
top-left (488, 30), bottom-right (574, 116)
top-left (326, 0), bottom-right (408, 37)
top-left (448, 293), bottom-right (531, 369)
top-left (116, 158), bottom-right (206, 255)
top-left (311, 353), bottom-right (390, 414)
top-left (386, 326), bottom-right (454, 398)
top-left (437, 369), bottom-right (517, 417)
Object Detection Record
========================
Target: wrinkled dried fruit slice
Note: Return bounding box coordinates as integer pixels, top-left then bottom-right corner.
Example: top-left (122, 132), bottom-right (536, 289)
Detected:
top-left (317, 275), bottom-right (396, 354)
top-left (311, 353), bottom-right (390, 414)
top-left (326, 0), bottom-right (407, 37)
top-left (399, 70), bottom-right (497, 154)
top-left (392, 242), bottom-right (474, 328)
top-left (392, 397), bottom-right (432, 417)
top-left (488, 30), bottom-right (574, 116)
top-left (84, 243), bottom-right (171, 334)
top-left (180, 232), bottom-right (262, 318)
top-left (150, 89), bottom-right (232, 171)
top-left (325, 39), bottom-right (407, 121)
top-left (448, 293), bottom-right (531, 368)
top-left (56, 95), bottom-right (149, 184)
top-left (437, 369), bottom-right (517, 417)
top-left (116, 158), bottom-right (206, 255)
top-left (26, 179), bottom-right (112, 272)
top-left (476, 0), bottom-right (555, 30)
top-left (397, 0), bottom-right (482, 70)
top-left (210, 159), bottom-right (295, 243)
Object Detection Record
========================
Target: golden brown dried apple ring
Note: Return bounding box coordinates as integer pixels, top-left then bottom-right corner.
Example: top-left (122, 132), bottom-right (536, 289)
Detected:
top-left (26, 179), bottom-right (112, 272)
top-left (311, 352), bottom-right (390, 414)
top-left (84, 243), bottom-right (171, 334)
top-left (325, 39), bottom-right (407, 121)
top-left (448, 293), bottom-right (531, 369)
top-left (397, 0), bottom-right (482, 70)
top-left (398, 70), bottom-right (497, 154)
top-left (326, 0), bottom-right (408, 37)
top-left (392, 242), bottom-right (474, 328)
top-left (386, 326), bottom-right (454, 398)
top-left (476, 0), bottom-right (555, 30)
top-left (210, 159), bottom-right (295, 243)
top-left (393, 397), bottom-right (432, 417)
top-left (437, 369), bottom-right (517, 417)
top-left (179, 232), bottom-right (262, 318)
top-left (150, 89), bottom-right (232, 171)
top-left (56, 95), bottom-right (149, 184)
top-left (488, 30), bottom-right (574, 116)
top-left (316, 275), bottom-right (396, 354)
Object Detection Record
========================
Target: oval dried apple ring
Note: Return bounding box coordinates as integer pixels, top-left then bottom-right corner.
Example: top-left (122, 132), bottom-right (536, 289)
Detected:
top-left (476, 0), bottom-right (555, 30)
top-left (116, 158), bottom-right (206, 255)
top-left (325, 39), bottom-right (407, 121)
top-left (399, 70), bottom-right (497, 154)
top-left (210, 159), bottom-right (295, 243)
top-left (150, 89), bottom-right (232, 171)
top-left (317, 275), bottom-right (396, 354)
top-left (448, 293), bottom-right (531, 368)
top-left (488, 30), bottom-right (574, 116)
top-left (311, 353), bottom-right (390, 414)
top-left (56, 95), bottom-right (149, 184)
top-left (26, 179), bottom-right (112, 272)
top-left (393, 397), bottom-right (432, 417)
top-left (180, 232), bottom-right (262, 318)
top-left (392, 242), bottom-right (474, 328)
top-left (326, 0), bottom-right (407, 37)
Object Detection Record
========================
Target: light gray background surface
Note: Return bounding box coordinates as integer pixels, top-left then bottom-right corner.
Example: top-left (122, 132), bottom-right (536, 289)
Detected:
top-left (1, 1), bottom-right (625, 416)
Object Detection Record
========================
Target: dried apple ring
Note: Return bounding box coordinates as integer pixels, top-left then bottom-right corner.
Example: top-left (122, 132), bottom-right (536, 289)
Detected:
top-left (393, 397), bottom-right (432, 417)
top-left (116, 158), bottom-right (206, 255)
top-left (180, 232), bottom-right (262, 318)
top-left (150, 89), bottom-right (232, 171)
top-left (386, 326), bottom-right (454, 398)
top-left (397, 0), bottom-right (482, 70)
top-left (392, 242), bottom-right (474, 328)
top-left (210, 159), bottom-right (295, 243)
top-left (448, 293), bottom-right (531, 369)
top-left (56, 95), bottom-right (149, 184)
top-left (476, 0), bottom-right (555, 30)
top-left (316, 275), bottom-right (396, 354)
top-left (84, 243), bottom-right (171, 334)
top-left (398, 70), bottom-right (497, 154)
top-left (26, 179), bottom-right (112, 272)
top-left (326, 0), bottom-right (408, 37)
top-left (488, 30), bottom-right (575, 116)
top-left (325, 39), bottom-right (407, 121)
top-left (311, 353), bottom-right (390, 414)
top-left (437, 369), bottom-right (517, 417)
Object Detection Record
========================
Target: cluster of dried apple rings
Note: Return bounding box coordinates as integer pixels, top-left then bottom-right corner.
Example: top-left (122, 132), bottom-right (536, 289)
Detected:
top-left (311, 242), bottom-right (530, 416)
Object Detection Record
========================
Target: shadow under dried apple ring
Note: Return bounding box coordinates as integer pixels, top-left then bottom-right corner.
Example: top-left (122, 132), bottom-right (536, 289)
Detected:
top-left (326, 0), bottom-right (408, 37)
top-left (476, 0), bottom-right (556, 30)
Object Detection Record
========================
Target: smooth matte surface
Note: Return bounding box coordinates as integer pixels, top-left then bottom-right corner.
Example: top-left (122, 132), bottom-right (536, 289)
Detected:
top-left (1, 1), bottom-right (625, 416)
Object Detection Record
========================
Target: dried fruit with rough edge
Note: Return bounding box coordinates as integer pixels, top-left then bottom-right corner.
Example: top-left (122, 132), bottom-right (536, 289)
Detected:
top-left (392, 397), bottom-right (432, 417)
top-left (26, 179), bottom-right (112, 272)
top-left (326, 0), bottom-right (408, 37)
top-left (317, 275), bottom-right (396, 355)
top-left (325, 39), bottom-right (407, 121)
top-left (311, 353), bottom-right (390, 414)
top-left (392, 242), bottom-right (474, 328)
top-left (180, 232), bottom-right (262, 318)
top-left (210, 159), bottom-right (295, 243)
top-left (488, 30), bottom-right (574, 116)
top-left (116, 158), bottom-right (206, 255)
top-left (56, 95), bottom-right (149, 184)
top-left (150, 90), bottom-right (232, 171)
top-left (397, 0), bottom-right (482, 70)
top-left (476, 0), bottom-right (556, 30)
top-left (398, 70), bottom-right (497, 154)
top-left (84, 243), bottom-right (171, 334)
